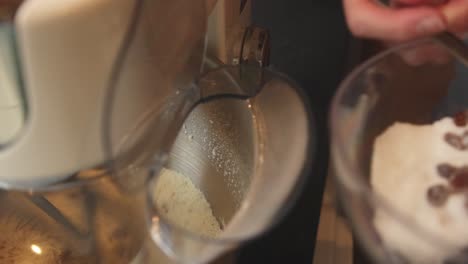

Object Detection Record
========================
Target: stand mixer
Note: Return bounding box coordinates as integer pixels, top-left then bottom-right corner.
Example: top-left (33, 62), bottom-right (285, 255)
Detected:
top-left (0, 0), bottom-right (315, 263)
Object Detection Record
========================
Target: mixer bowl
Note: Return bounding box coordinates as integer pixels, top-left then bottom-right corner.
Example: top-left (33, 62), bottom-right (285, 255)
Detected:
top-left (331, 38), bottom-right (468, 264)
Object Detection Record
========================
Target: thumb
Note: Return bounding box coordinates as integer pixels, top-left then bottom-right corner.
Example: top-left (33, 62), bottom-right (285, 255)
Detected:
top-left (439, 0), bottom-right (468, 34)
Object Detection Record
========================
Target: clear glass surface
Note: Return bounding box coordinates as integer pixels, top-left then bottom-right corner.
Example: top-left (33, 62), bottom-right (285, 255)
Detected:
top-left (331, 38), bottom-right (468, 264)
top-left (0, 170), bottom-right (147, 263)
top-left (133, 65), bottom-right (316, 264)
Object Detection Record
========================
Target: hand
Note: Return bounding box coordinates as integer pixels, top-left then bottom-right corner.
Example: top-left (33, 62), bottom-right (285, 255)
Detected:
top-left (343, 0), bottom-right (468, 64)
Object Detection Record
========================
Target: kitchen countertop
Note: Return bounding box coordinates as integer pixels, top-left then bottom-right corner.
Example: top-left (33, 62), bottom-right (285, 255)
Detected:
top-left (313, 174), bottom-right (353, 264)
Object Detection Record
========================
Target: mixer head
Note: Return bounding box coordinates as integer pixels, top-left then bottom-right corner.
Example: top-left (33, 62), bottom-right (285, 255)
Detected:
top-left (0, 0), bottom-right (207, 188)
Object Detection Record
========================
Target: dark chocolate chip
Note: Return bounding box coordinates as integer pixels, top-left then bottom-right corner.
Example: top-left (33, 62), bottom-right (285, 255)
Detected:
top-left (453, 111), bottom-right (468, 127)
top-left (451, 167), bottom-right (468, 189)
top-left (437, 163), bottom-right (457, 179)
top-left (444, 132), bottom-right (466, 150)
top-left (427, 184), bottom-right (449, 207)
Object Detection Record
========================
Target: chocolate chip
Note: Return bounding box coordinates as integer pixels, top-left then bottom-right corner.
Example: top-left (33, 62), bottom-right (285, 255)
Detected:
top-left (427, 184), bottom-right (449, 207)
top-left (437, 163), bottom-right (456, 179)
top-left (444, 132), bottom-right (466, 150)
top-left (453, 111), bottom-right (468, 127)
top-left (451, 167), bottom-right (468, 189)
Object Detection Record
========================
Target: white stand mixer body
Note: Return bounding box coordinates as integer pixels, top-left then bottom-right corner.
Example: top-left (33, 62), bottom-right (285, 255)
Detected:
top-left (0, 0), bottom-right (178, 186)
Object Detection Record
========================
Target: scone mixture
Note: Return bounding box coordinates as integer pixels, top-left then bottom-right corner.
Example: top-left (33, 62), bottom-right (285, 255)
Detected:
top-left (372, 113), bottom-right (468, 263)
top-left (154, 168), bottom-right (221, 237)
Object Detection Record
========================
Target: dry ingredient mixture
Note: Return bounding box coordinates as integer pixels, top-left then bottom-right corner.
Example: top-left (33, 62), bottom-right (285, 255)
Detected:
top-left (371, 111), bottom-right (468, 264)
top-left (154, 168), bottom-right (221, 237)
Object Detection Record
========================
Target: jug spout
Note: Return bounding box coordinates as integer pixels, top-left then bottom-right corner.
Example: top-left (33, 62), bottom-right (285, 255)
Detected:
top-left (104, 64), bottom-right (270, 178)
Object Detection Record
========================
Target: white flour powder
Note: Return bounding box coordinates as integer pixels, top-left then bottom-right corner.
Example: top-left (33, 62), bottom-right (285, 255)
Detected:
top-left (154, 169), bottom-right (221, 237)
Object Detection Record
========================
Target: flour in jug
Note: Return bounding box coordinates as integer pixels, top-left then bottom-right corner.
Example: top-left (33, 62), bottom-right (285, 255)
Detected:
top-left (154, 169), bottom-right (221, 237)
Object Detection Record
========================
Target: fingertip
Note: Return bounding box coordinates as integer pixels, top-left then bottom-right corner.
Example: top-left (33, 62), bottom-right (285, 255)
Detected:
top-left (413, 13), bottom-right (446, 37)
top-left (383, 7), bottom-right (446, 41)
top-left (398, 42), bottom-right (452, 66)
top-left (344, 0), bottom-right (446, 42)
top-left (439, 0), bottom-right (468, 33)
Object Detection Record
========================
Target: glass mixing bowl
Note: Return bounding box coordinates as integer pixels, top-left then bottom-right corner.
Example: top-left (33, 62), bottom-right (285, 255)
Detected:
top-left (0, 170), bottom-right (148, 264)
top-left (331, 38), bottom-right (468, 264)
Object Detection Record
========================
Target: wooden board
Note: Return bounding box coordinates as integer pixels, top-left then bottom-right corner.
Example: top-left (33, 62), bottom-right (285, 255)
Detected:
top-left (313, 175), bottom-right (353, 264)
